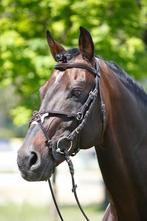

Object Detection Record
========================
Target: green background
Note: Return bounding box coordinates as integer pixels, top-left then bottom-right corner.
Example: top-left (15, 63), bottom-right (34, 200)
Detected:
top-left (0, 0), bottom-right (147, 137)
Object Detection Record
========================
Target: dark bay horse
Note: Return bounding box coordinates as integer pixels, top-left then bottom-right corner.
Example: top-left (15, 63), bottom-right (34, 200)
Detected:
top-left (17, 27), bottom-right (147, 221)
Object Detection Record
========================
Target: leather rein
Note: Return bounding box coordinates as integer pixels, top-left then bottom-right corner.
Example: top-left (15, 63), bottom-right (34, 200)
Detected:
top-left (29, 58), bottom-right (106, 221)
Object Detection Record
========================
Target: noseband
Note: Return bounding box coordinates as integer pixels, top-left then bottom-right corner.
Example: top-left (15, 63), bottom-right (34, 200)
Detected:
top-left (29, 58), bottom-right (106, 221)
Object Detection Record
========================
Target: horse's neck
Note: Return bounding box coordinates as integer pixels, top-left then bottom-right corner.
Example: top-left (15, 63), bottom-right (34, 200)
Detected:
top-left (96, 61), bottom-right (147, 221)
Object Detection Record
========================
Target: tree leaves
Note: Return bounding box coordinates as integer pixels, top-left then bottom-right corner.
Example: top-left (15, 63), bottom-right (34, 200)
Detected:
top-left (0, 0), bottom-right (147, 128)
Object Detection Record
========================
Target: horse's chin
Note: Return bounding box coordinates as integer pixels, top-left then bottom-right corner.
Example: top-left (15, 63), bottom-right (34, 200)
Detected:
top-left (20, 167), bottom-right (54, 181)
top-left (18, 157), bottom-right (56, 182)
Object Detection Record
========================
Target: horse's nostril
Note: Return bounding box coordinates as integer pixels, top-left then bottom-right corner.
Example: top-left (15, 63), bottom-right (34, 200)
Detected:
top-left (29, 152), bottom-right (37, 166)
top-left (29, 151), bottom-right (41, 170)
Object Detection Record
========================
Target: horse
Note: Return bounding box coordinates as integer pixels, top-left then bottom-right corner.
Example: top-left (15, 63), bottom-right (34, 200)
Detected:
top-left (17, 27), bottom-right (147, 221)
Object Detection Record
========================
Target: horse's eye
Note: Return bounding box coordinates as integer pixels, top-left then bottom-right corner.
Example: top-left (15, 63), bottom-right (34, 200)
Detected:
top-left (71, 89), bottom-right (82, 98)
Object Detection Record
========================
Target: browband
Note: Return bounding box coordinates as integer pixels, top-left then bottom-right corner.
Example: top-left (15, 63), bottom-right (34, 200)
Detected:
top-left (55, 63), bottom-right (99, 76)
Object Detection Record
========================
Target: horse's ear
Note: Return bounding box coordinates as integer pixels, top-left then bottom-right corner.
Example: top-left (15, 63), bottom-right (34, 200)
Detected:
top-left (79, 27), bottom-right (94, 61)
top-left (46, 30), bottom-right (66, 61)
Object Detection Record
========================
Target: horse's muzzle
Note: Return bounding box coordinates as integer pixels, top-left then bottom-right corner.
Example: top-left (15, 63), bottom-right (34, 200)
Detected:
top-left (17, 148), bottom-right (55, 181)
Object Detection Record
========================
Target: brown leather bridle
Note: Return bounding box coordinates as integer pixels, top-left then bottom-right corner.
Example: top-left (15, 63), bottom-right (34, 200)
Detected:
top-left (29, 58), bottom-right (106, 221)
top-left (30, 59), bottom-right (106, 156)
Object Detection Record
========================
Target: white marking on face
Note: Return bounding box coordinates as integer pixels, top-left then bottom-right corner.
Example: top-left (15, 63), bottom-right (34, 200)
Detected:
top-left (54, 71), bottom-right (64, 84)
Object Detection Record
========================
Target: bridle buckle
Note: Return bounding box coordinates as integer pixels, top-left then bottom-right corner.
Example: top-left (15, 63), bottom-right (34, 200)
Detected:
top-left (76, 112), bottom-right (83, 121)
top-left (89, 89), bottom-right (98, 97)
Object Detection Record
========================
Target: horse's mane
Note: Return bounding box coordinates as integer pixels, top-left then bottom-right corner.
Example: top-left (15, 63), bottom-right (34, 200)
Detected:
top-left (105, 60), bottom-right (147, 105)
top-left (64, 48), bottom-right (147, 104)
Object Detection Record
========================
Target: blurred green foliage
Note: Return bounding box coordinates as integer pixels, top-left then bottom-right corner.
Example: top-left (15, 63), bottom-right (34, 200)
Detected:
top-left (0, 0), bottom-right (147, 128)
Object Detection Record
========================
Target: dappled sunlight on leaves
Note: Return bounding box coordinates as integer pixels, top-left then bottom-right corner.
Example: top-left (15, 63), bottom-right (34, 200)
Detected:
top-left (0, 0), bottom-right (147, 132)
top-left (11, 106), bottom-right (32, 125)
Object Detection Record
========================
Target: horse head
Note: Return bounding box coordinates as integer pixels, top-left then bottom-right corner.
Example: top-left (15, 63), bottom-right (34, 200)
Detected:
top-left (17, 27), bottom-right (105, 181)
